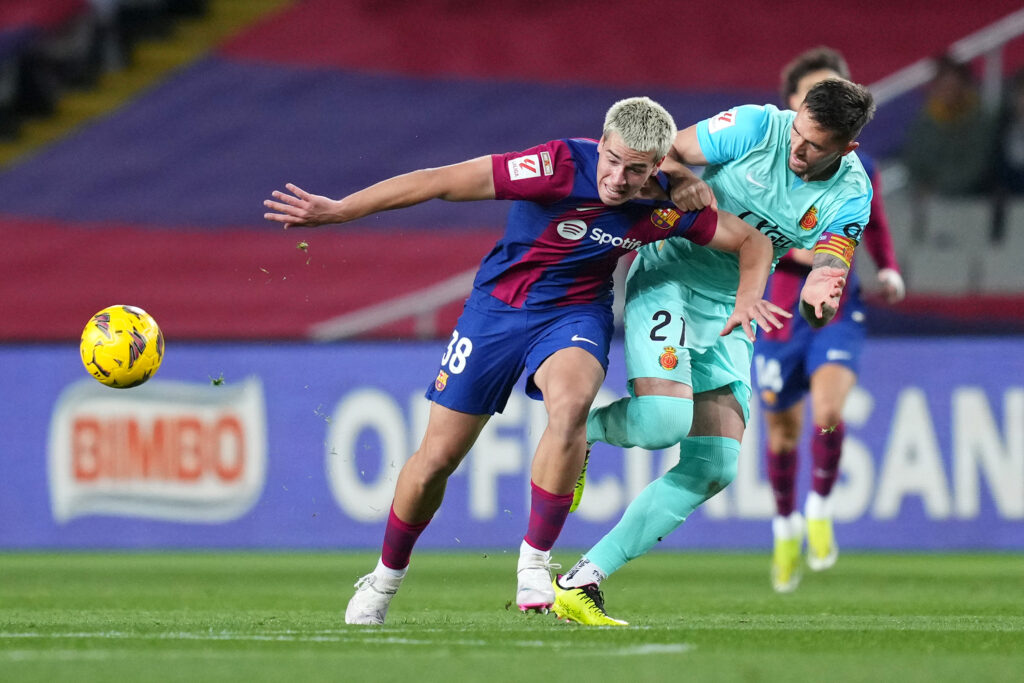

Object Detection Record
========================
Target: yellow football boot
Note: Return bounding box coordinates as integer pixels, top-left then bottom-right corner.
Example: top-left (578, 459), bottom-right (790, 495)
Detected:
top-left (552, 576), bottom-right (628, 626)
top-left (568, 442), bottom-right (592, 513)
top-left (806, 517), bottom-right (839, 571)
top-left (771, 512), bottom-right (805, 593)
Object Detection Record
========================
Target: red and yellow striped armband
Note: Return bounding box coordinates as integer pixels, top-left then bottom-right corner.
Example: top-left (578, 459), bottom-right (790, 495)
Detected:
top-left (812, 233), bottom-right (857, 267)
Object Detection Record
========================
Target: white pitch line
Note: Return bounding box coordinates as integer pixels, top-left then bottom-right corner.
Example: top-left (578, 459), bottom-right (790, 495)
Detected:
top-left (608, 644), bottom-right (693, 656)
top-left (0, 629), bottom-right (692, 654)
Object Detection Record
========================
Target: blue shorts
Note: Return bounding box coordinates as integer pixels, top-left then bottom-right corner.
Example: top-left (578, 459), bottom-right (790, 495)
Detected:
top-left (753, 313), bottom-right (865, 413)
top-left (424, 289), bottom-right (613, 415)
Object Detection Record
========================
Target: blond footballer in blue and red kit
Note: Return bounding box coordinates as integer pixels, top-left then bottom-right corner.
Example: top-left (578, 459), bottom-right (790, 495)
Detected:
top-left (263, 96), bottom-right (785, 624)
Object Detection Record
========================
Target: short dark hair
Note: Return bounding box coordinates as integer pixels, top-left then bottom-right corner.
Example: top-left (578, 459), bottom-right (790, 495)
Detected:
top-left (780, 46), bottom-right (851, 104)
top-left (802, 77), bottom-right (875, 143)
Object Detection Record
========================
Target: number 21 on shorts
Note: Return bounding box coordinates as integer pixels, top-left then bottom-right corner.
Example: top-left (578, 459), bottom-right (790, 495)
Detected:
top-left (649, 310), bottom-right (685, 345)
top-left (441, 330), bottom-right (473, 374)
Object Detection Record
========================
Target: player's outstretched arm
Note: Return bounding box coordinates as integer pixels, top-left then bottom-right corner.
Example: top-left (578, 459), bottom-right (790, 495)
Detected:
top-left (707, 211), bottom-right (791, 341)
top-left (800, 253), bottom-right (849, 328)
top-left (263, 156), bottom-right (496, 229)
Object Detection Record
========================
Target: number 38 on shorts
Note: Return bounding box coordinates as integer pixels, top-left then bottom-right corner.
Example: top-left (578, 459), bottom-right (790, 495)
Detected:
top-left (441, 330), bottom-right (474, 374)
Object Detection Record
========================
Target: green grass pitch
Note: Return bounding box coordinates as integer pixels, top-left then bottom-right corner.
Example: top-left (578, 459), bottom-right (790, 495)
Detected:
top-left (1, 551), bottom-right (1021, 682)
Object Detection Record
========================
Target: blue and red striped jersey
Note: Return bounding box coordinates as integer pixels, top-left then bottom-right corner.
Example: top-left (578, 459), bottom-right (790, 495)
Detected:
top-left (473, 138), bottom-right (716, 309)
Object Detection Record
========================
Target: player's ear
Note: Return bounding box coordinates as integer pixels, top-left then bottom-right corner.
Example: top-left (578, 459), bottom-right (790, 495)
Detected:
top-left (840, 140), bottom-right (859, 156)
top-left (652, 154), bottom-right (667, 174)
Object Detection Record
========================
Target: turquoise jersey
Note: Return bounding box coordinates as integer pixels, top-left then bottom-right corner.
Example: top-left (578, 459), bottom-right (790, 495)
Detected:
top-left (634, 104), bottom-right (872, 304)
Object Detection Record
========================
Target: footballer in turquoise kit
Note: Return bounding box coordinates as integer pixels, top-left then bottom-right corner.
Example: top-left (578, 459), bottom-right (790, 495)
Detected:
top-left (622, 101), bottom-right (871, 413)
top-left (557, 78), bottom-right (876, 626)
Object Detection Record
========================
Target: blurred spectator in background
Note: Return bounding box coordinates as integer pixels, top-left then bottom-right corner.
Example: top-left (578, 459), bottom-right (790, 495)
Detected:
top-left (993, 68), bottom-right (1024, 242)
top-left (0, 1), bottom-right (207, 141)
top-left (995, 69), bottom-right (1024, 194)
top-left (902, 54), bottom-right (997, 200)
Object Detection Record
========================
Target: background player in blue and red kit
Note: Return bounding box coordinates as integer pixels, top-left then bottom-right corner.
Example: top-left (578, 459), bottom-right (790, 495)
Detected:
top-left (753, 47), bottom-right (905, 593)
top-left (263, 96), bottom-right (784, 625)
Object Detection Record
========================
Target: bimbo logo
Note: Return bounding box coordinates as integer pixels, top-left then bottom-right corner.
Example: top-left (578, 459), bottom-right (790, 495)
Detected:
top-left (48, 378), bottom-right (267, 523)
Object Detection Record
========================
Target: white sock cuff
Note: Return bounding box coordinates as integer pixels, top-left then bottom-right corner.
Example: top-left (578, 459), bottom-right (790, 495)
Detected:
top-left (773, 511), bottom-right (803, 540)
top-left (561, 557), bottom-right (607, 588)
top-left (376, 557), bottom-right (408, 579)
top-left (520, 539), bottom-right (550, 557)
top-left (805, 491), bottom-right (832, 519)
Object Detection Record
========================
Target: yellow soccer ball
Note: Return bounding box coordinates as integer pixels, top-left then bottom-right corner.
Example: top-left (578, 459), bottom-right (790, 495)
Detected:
top-left (80, 305), bottom-right (164, 388)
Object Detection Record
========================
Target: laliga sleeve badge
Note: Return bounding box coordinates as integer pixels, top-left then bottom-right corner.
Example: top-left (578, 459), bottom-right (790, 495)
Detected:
top-left (659, 346), bottom-right (679, 370)
top-left (435, 369), bottom-right (449, 392)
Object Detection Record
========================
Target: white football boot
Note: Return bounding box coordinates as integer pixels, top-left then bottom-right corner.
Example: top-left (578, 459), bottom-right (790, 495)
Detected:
top-left (345, 564), bottom-right (405, 625)
top-left (516, 541), bottom-right (560, 612)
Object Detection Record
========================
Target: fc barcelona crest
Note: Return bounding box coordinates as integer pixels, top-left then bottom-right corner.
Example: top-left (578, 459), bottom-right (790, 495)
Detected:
top-left (659, 346), bottom-right (679, 370)
top-left (435, 369), bottom-right (449, 391)
top-left (799, 205), bottom-right (818, 231)
top-left (651, 208), bottom-right (681, 230)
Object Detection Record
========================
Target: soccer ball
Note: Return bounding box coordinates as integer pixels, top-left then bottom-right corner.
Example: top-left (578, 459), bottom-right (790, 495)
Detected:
top-left (80, 305), bottom-right (164, 388)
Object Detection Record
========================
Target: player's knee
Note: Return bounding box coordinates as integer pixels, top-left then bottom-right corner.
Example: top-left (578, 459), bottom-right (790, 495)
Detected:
top-left (627, 395), bottom-right (694, 450)
top-left (546, 388), bottom-right (596, 432)
top-left (409, 443), bottom-right (465, 480)
top-left (768, 432), bottom-right (799, 453)
top-left (674, 437), bottom-right (740, 499)
top-left (813, 406), bottom-right (844, 429)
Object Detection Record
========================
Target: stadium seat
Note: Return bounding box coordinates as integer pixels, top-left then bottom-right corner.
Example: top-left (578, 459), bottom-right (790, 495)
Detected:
top-left (978, 247), bottom-right (1024, 293)
top-left (918, 195), bottom-right (995, 252)
top-left (878, 188), bottom-right (915, 256)
top-left (1000, 197), bottom-right (1024, 252)
top-left (904, 246), bottom-right (977, 295)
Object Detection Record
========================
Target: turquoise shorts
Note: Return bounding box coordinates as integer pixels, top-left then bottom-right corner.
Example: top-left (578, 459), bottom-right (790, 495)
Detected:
top-left (622, 257), bottom-right (753, 421)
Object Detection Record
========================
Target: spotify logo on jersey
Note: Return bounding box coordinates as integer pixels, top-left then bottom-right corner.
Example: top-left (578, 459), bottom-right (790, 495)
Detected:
top-left (557, 219), bottom-right (588, 241)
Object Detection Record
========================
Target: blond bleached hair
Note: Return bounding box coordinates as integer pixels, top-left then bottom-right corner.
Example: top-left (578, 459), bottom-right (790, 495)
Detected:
top-left (603, 96), bottom-right (677, 160)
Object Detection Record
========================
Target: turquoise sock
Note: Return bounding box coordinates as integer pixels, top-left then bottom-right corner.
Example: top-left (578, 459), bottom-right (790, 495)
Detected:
top-left (586, 436), bottom-right (740, 576)
top-left (586, 395), bottom-right (693, 451)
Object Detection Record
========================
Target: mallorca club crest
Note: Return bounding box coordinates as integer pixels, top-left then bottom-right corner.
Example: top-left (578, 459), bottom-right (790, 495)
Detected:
top-left (651, 208), bottom-right (681, 231)
top-left (434, 369), bottom-right (449, 392)
top-left (659, 346), bottom-right (679, 370)
top-left (799, 205), bottom-right (819, 231)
